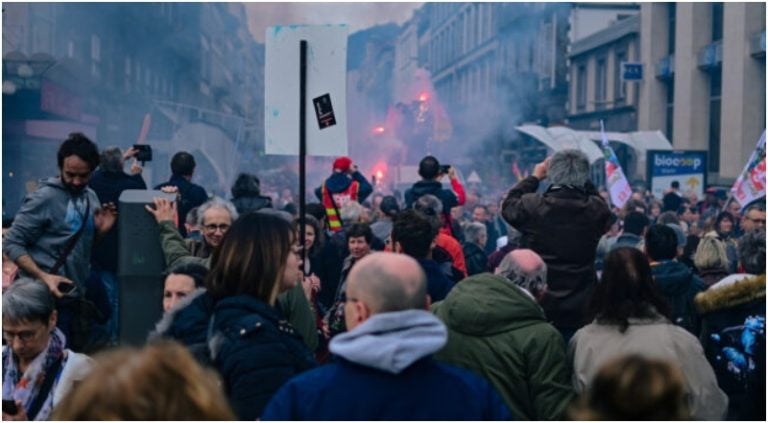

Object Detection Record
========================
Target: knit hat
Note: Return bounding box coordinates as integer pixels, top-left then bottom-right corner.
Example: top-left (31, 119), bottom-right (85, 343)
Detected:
top-left (333, 156), bottom-right (352, 172)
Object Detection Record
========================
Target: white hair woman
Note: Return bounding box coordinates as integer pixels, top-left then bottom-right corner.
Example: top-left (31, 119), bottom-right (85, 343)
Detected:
top-left (2, 278), bottom-right (93, 420)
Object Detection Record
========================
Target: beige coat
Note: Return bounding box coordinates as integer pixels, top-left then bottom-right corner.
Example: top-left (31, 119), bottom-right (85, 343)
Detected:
top-left (568, 315), bottom-right (728, 420)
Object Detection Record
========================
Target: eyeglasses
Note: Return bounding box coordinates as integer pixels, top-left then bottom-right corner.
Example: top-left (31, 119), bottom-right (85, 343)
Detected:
top-left (3, 327), bottom-right (43, 343)
top-left (203, 223), bottom-right (230, 233)
top-left (745, 216), bottom-right (766, 225)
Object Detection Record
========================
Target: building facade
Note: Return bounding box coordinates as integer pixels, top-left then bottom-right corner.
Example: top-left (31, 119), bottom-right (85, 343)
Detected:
top-left (567, 14), bottom-right (641, 132)
top-left (638, 2), bottom-right (766, 184)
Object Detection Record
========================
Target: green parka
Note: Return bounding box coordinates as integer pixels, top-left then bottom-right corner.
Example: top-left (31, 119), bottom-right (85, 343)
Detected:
top-left (432, 273), bottom-right (573, 420)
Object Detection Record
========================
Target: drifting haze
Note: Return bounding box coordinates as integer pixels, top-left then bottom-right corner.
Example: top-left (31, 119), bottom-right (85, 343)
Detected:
top-left (245, 2), bottom-right (421, 42)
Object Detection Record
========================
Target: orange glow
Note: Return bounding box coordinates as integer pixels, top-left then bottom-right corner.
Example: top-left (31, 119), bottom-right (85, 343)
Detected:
top-left (373, 126), bottom-right (385, 134)
top-left (418, 92), bottom-right (429, 102)
top-left (372, 162), bottom-right (388, 181)
top-left (376, 170), bottom-right (383, 180)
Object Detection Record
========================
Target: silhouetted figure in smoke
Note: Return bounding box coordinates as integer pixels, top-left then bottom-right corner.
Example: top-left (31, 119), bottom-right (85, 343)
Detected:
top-left (154, 152), bottom-right (208, 237)
top-left (230, 173), bottom-right (272, 214)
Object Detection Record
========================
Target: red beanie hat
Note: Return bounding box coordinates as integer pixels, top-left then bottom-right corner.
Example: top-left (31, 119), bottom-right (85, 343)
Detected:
top-left (333, 156), bottom-right (352, 172)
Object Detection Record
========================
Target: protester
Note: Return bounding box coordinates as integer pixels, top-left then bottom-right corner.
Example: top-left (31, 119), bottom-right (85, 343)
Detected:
top-left (662, 180), bottom-right (683, 212)
top-left (391, 209), bottom-right (455, 302)
top-left (51, 341), bottom-right (235, 420)
top-left (434, 250), bottom-right (573, 420)
top-left (314, 156), bottom-right (373, 233)
top-left (569, 355), bottom-right (690, 420)
top-left (186, 197), bottom-right (238, 259)
top-left (693, 235), bottom-right (730, 287)
top-left (462, 221), bottom-right (488, 276)
top-left (414, 194), bottom-right (468, 278)
top-left (2, 133), bottom-right (117, 350)
top-left (163, 262), bottom-right (208, 313)
top-left (740, 203), bottom-right (766, 233)
top-left (154, 151), bottom-right (208, 237)
top-left (184, 207), bottom-right (202, 241)
top-left (261, 252), bottom-right (511, 421)
top-left (369, 195), bottom-right (399, 244)
top-left (230, 172), bottom-right (273, 214)
top-left (404, 155), bottom-right (466, 238)
top-left (569, 247), bottom-right (728, 420)
top-left (2, 278), bottom-right (94, 421)
top-left (501, 150), bottom-right (611, 341)
top-left (181, 212), bottom-right (316, 419)
top-left (610, 211), bottom-right (648, 253)
top-left (146, 199), bottom-right (319, 353)
top-left (324, 223), bottom-right (374, 338)
top-left (695, 229), bottom-right (765, 420)
top-left (472, 204), bottom-right (500, 255)
top-left (645, 224), bottom-right (705, 335)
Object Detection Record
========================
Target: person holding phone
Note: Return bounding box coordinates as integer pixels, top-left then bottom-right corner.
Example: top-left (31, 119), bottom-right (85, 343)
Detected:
top-left (2, 279), bottom-right (94, 421)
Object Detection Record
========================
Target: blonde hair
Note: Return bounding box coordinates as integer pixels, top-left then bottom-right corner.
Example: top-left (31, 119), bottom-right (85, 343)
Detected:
top-left (569, 355), bottom-right (689, 421)
top-left (693, 235), bottom-right (729, 271)
top-left (51, 341), bottom-right (235, 420)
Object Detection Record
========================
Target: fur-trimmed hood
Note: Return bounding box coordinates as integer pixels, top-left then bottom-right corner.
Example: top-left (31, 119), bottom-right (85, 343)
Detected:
top-left (694, 274), bottom-right (765, 314)
top-left (148, 288), bottom-right (212, 342)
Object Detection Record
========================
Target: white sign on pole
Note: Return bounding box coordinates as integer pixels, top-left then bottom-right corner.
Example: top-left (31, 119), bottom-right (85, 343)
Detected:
top-left (265, 25), bottom-right (349, 156)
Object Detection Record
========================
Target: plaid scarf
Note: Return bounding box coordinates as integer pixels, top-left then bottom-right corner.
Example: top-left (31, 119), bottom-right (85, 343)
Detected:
top-left (2, 328), bottom-right (66, 420)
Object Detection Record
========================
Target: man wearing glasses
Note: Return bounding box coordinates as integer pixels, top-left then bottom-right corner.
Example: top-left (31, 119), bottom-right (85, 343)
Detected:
top-left (740, 204), bottom-right (766, 233)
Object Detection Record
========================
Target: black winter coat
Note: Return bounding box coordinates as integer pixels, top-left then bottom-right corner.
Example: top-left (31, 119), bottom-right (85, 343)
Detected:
top-left (155, 175), bottom-right (208, 237)
top-left (211, 295), bottom-right (316, 420)
top-left (231, 194), bottom-right (272, 214)
top-left (695, 274), bottom-right (766, 421)
top-left (463, 242), bottom-right (488, 277)
top-left (501, 176), bottom-right (610, 329)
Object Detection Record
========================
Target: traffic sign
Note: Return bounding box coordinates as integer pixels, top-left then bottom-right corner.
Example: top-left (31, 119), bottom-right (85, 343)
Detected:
top-left (621, 62), bottom-right (643, 82)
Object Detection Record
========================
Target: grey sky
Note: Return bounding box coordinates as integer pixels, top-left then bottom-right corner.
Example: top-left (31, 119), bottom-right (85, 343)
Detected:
top-left (245, 2), bottom-right (423, 42)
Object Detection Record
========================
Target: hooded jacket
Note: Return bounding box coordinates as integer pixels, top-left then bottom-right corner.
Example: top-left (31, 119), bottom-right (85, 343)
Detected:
top-left (651, 260), bottom-right (706, 335)
top-left (569, 314), bottom-right (729, 421)
top-left (695, 274), bottom-right (766, 421)
top-left (433, 273), bottom-right (573, 420)
top-left (501, 176), bottom-right (610, 329)
top-left (210, 294), bottom-right (316, 420)
top-left (404, 179), bottom-right (465, 237)
top-left (261, 310), bottom-right (510, 421)
top-left (3, 177), bottom-right (99, 288)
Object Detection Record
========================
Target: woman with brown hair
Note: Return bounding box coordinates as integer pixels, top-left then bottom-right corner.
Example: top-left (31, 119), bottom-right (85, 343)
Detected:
top-left (569, 355), bottom-right (689, 420)
top-left (203, 212), bottom-right (315, 420)
top-left (569, 247), bottom-right (728, 420)
top-left (51, 341), bottom-right (234, 420)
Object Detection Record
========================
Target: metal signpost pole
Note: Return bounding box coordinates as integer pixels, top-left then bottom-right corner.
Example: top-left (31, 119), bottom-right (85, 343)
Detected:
top-left (299, 39), bottom-right (308, 273)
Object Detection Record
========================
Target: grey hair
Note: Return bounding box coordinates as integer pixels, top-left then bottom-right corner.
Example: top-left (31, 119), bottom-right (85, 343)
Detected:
top-left (547, 149), bottom-right (590, 187)
top-left (463, 221), bottom-right (487, 246)
top-left (2, 278), bottom-right (56, 324)
top-left (738, 229), bottom-right (766, 274)
top-left (341, 201), bottom-right (364, 224)
top-left (185, 207), bottom-right (200, 228)
top-left (496, 253), bottom-right (548, 297)
top-left (693, 235), bottom-right (729, 271)
top-left (196, 197), bottom-right (239, 226)
top-left (744, 203), bottom-right (766, 214)
top-left (100, 146), bottom-right (124, 173)
top-left (414, 194), bottom-right (443, 215)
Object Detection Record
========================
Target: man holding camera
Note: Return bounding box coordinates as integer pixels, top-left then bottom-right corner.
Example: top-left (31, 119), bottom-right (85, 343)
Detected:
top-left (405, 155), bottom-right (466, 238)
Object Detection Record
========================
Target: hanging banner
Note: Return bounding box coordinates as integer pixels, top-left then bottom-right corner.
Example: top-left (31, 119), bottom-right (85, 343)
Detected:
top-left (265, 25), bottom-right (348, 156)
top-left (731, 130), bottom-right (766, 211)
top-left (600, 121), bottom-right (632, 209)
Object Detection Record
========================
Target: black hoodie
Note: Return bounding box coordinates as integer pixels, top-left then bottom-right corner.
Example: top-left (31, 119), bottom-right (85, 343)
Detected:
top-left (651, 260), bottom-right (706, 335)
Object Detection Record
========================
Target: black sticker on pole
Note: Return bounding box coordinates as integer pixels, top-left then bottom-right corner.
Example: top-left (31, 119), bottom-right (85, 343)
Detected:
top-left (313, 94), bottom-right (337, 129)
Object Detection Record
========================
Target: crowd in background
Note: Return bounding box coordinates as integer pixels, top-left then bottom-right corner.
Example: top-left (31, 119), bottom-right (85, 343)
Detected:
top-left (1, 133), bottom-right (765, 421)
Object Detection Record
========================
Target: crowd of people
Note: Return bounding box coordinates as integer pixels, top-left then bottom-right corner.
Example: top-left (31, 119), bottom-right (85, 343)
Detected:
top-left (1, 132), bottom-right (765, 420)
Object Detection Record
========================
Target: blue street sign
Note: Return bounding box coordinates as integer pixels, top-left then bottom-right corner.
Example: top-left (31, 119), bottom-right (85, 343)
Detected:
top-left (622, 62), bottom-right (643, 82)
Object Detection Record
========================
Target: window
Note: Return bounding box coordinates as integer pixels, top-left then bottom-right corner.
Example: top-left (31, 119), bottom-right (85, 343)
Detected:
top-left (667, 3), bottom-right (676, 54)
top-left (614, 51), bottom-right (627, 105)
top-left (577, 64), bottom-right (587, 111)
top-left (666, 79), bottom-right (675, 142)
top-left (708, 69), bottom-right (722, 172)
top-left (595, 58), bottom-right (607, 109)
top-left (712, 3), bottom-right (723, 42)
